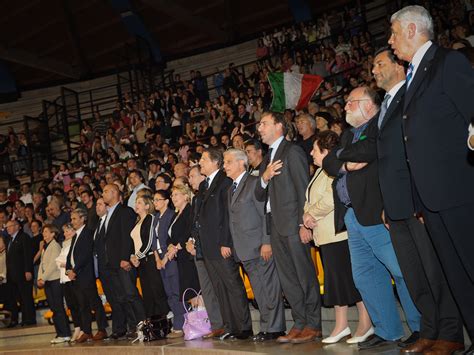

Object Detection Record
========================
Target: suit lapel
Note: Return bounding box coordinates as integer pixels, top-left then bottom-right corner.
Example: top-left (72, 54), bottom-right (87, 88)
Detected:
top-left (272, 139), bottom-right (288, 164)
top-left (231, 173), bottom-right (248, 206)
top-left (201, 170), bottom-right (223, 206)
top-left (105, 205), bottom-right (121, 238)
top-left (404, 44), bottom-right (438, 111)
top-left (379, 87), bottom-right (405, 131)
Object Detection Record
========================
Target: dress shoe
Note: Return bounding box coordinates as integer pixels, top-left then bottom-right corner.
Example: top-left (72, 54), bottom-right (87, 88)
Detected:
top-left (398, 331), bottom-right (420, 348)
top-left (290, 327), bottom-right (323, 344)
top-left (6, 321), bottom-right (18, 328)
top-left (202, 328), bottom-right (225, 339)
top-left (70, 327), bottom-right (81, 342)
top-left (252, 331), bottom-right (286, 342)
top-left (167, 330), bottom-right (184, 339)
top-left (276, 327), bottom-right (302, 343)
top-left (322, 327), bottom-right (351, 344)
top-left (75, 333), bottom-right (93, 343)
top-left (20, 321), bottom-right (37, 327)
top-left (107, 331), bottom-right (127, 340)
top-left (357, 334), bottom-right (398, 349)
top-left (346, 326), bottom-right (374, 344)
top-left (424, 340), bottom-right (464, 355)
top-left (234, 329), bottom-right (254, 340)
top-left (400, 338), bottom-right (436, 353)
top-left (219, 332), bottom-right (236, 340)
top-left (92, 330), bottom-right (108, 341)
top-left (464, 344), bottom-right (474, 355)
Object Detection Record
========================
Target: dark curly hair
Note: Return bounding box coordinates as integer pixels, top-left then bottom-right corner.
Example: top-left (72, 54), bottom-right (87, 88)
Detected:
top-left (315, 130), bottom-right (340, 152)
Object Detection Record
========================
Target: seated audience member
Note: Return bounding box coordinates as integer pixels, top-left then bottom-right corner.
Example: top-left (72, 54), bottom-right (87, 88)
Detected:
top-left (38, 224), bottom-right (71, 343)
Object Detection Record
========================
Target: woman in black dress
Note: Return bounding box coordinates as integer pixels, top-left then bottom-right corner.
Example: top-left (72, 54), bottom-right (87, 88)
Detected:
top-left (167, 185), bottom-right (200, 307)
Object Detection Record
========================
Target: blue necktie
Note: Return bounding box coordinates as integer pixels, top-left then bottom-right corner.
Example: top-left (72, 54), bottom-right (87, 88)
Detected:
top-left (378, 94), bottom-right (391, 128)
top-left (406, 63), bottom-right (414, 87)
top-left (231, 182), bottom-right (238, 195)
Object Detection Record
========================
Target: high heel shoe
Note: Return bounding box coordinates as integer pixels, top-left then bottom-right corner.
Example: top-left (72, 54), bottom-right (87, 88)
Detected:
top-left (346, 326), bottom-right (374, 344)
top-left (322, 327), bottom-right (351, 344)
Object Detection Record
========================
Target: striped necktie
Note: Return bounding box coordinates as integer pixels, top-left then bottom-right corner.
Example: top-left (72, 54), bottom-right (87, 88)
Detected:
top-left (406, 63), bottom-right (414, 87)
top-left (231, 182), bottom-right (238, 195)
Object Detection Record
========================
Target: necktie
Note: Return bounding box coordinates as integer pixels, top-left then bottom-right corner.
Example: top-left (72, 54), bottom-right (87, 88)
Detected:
top-left (267, 148), bottom-right (274, 164)
top-left (204, 177), bottom-right (210, 190)
top-left (378, 93), bottom-right (391, 128)
top-left (231, 182), bottom-right (238, 195)
top-left (406, 63), bottom-right (414, 87)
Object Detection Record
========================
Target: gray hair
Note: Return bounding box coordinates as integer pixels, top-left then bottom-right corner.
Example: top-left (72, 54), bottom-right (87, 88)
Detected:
top-left (224, 148), bottom-right (249, 170)
top-left (296, 113), bottom-right (317, 131)
top-left (72, 208), bottom-right (88, 221)
top-left (391, 5), bottom-right (434, 40)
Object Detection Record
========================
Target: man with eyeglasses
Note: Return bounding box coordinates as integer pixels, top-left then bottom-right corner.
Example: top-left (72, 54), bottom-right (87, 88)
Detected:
top-left (323, 86), bottom-right (420, 350)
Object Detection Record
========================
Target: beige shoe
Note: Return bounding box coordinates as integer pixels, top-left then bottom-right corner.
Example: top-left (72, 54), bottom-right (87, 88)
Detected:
top-left (167, 330), bottom-right (184, 339)
top-left (70, 328), bottom-right (82, 342)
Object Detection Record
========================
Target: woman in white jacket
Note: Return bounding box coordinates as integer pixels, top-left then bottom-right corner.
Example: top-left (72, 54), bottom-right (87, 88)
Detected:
top-left (38, 224), bottom-right (71, 343)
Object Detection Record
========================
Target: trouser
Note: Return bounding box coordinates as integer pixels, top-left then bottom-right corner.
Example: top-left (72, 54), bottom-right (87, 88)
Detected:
top-left (270, 219), bottom-right (321, 330)
top-left (194, 258), bottom-right (223, 330)
top-left (242, 256), bottom-right (285, 333)
top-left (138, 255), bottom-right (169, 318)
top-left (344, 208), bottom-right (420, 340)
top-left (204, 257), bottom-right (252, 334)
top-left (62, 282), bottom-right (81, 328)
top-left (388, 216), bottom-right (463, 342)
top-left (161, 258), bottom-right (185, 330)
top-left (99, 266), bottom-right (127, 334)
top-left (45, 280), bottom-right (71, 337)
top-left (73, 280), bottom-right (108, 335)
top-left (4, 278), bottom-right (35, 324)
top-left (118, 267), bottom-right (146, 329)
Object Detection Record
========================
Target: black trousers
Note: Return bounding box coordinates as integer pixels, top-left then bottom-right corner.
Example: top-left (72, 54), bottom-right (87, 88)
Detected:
top-left (204, 257), bottom-right (252, 334)
top-left (45, 280), bottom-right (71, 337)
top-left (5, 278), bottom-right (35, 324)
top-left (118, 267), bottom-right (146, 329)
top-left (138, 255), bottom-right (169, 318)
top-left (388, 216), bottom-right (463, 342)
top-left (420, 202), bottom-right (474, 342)
top-left (99, 266), bottom-right (127, 334)
top-left (62, 281), bottom-right (81, 328)
top-left (73, 280), bottom-right (108, 334)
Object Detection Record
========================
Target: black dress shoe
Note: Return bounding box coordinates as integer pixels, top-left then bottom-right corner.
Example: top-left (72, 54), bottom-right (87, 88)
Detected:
top-left (126, 331), bottom-right (137, 340)
top-left (464, 344), bottom-right (474, 355)
top-left (20, 321), bottom-right (37, 327)
top-left (219, 332), bottom-right (235, 340)
top-left (108, 331), bottom-right (127, 340)
top-left (235, 329), bottom-right (253, 340)
top-left (398, 331), bottom-right (420, 348)
top-left (7, 321), bottom-right (18, 328)
top-left (358, 334), bottom-right (398, 349)
top-left (252, 331), bottom-right (286, 341)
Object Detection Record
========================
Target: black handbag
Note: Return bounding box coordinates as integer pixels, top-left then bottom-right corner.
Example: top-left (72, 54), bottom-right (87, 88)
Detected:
top-left (134, 316), bottom-right (172, 342)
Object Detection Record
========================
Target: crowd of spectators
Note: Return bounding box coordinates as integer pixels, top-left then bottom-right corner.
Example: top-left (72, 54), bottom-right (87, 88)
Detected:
top-left (0, 0), bottom-right (473, 350)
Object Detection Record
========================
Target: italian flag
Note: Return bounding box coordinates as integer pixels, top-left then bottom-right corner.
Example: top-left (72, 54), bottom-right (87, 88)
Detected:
top-left (268, 72), bottom-right (324, 112)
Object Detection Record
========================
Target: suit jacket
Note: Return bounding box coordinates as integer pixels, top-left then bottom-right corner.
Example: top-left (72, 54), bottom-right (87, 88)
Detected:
top-left (402, 44), bottom-right (474, 211)
top-left (38, 239), bottom-right (61, 281)
top-left (197, 169), bottom-right (233, 259)
top-left (255, 139), bottom-right (309, 236)
top-left (323, 116), bottom-right (382, 232)
top-left (153, 208), bottom-right (175, 255)
top-left (228, 173), bottom-right (268, 262)
top-left (377, 85), bottom-right (415, 220)
top-left (6, 231), bottom-right (33, 282)
top-left (304, 168), bottom-right (348, 246)
top-left (66, 227), bottom-right (95, 287)
top-left (169, 204), bottom-right (194, 262)
top-left (104, 203), bottom-right (137, 268)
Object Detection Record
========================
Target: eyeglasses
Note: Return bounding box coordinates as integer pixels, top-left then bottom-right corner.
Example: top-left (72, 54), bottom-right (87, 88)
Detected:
top-left (345, 98), bottom-right (370, 105)
top-left (153, 198), bottom-right (166, 202)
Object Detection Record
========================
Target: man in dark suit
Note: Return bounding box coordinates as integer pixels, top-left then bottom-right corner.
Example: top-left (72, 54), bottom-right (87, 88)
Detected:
top-left (223, 148), bottom-right (285, 342)
top-left (323, 87), bottom-right (420, 349)
top-left (197, 148), bottom-right (252, 340)
top-left (101, 184), bottom-right (145, 339)
top-left (389, 6), bottom-right (474, 354)
top-left (66, 208), bottom-right (108, 342)
top-left (255, 111), bottom-right (322, 344)
top-left (373, 47), bottom-right (464, 353)
top-left (5, 219), bottom-right (35, 327)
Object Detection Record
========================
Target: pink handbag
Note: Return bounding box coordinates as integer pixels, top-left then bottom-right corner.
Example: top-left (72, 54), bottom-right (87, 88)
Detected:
top-left (182, 288), bottom-right (211, 340)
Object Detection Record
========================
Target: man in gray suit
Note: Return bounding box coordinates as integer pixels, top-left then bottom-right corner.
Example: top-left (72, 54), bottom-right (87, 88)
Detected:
top-left (223, 149), bottom-right (286, 342)
top-left (255, 112), bottom-right (322, 344)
